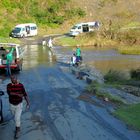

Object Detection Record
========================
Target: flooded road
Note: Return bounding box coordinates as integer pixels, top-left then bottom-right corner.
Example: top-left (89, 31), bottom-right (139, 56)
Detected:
top-left (0, 44), bottom-right (140, 140)
top-left (51, 47), bottom-right (140, 75)
top-left (23, 45), bottom-right (56, 70)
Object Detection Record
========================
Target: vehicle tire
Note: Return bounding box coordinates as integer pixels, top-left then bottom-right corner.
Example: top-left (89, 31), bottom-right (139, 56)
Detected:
top-left (21, 34), bottom-right (25, 38)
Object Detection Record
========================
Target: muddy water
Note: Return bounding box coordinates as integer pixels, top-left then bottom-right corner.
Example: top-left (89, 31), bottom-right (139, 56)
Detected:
top-left (23, 45), bottom-right (56, 70)
top-left (83, 49), bottom-right (140, 75)
top-left (22, 45), bottom-right (140, 76)
top-left (49, 46), bottom-right (140, 76)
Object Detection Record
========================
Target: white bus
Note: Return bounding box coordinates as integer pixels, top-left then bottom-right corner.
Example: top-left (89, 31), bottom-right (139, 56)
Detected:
top-left (10, 23), bottom-right (38, 38)
top-left (69, 21), bottom-right (100, 36)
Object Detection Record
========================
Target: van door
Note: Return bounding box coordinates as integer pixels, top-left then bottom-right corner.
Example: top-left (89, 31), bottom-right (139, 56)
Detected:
top-left (82, 24), bottom-right (89, 32)
top-left (25, 26), bottom-right (30, 35)
top-left (30, 26), bottom-right (37, 36)
top-left (77, 26), bottom-right (82, 33)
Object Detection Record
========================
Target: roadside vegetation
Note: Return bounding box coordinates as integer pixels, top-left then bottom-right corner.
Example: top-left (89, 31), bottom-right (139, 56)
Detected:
top-left (118, 45), bottom-right (140, 55)
top-left (85, 68), bottom-right (140, 131)
top-left (114, 103), bottom-right (140, 131)
top-left (104, 69), bottom-right (140, 87)
top-left (86, 81), bottom-right (124, 105)
top-left (0, 38), bottom-right (21, 44)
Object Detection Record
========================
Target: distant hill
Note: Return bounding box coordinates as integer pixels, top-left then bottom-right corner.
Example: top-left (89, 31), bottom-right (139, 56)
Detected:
top-left (72, 0), bottom-right (140, 22)
top-left (0, 0), bottom-right (139, 37)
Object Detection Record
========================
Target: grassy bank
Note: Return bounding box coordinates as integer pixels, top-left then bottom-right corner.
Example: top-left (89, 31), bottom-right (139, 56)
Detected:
top-left (55, 35), bottom-right (117, 49)
top-left (114, 103), bottom-right (140, 131)
top-left (86, 82), bottom-right (125, 105)
top-left (85, 69), bottom-right (140, 131)
top-left (55, 33), bottom-right (140, 54)
top-left (0, 38), bottom-right (21, 44)
top-left (118, 45), bottom-right (140, 55)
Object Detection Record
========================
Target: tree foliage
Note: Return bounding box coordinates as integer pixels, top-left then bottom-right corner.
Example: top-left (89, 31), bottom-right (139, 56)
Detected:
top-left (0, 0), bottom-right (86, 37)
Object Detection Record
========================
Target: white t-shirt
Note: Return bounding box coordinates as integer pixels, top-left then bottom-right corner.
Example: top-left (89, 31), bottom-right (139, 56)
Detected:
top-left (72, 56), bottom-right (76, 64)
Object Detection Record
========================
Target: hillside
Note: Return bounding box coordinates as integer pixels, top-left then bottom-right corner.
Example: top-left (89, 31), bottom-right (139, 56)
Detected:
top-left (72, 0), bottom-right (140, 22)
top-left (0, 0), bottom-right (139, 37)
top-left (0, 0), bottom-right (85, 37)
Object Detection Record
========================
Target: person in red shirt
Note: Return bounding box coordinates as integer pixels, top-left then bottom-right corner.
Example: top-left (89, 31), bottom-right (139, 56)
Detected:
top-left (7, 75), bottom-right (30, 139)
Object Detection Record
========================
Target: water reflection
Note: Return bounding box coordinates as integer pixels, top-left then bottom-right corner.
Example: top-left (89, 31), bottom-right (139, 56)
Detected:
top-left (23, 45), bottom-right (56, 70)
top-left (48, 50), bottom-right (53, 63)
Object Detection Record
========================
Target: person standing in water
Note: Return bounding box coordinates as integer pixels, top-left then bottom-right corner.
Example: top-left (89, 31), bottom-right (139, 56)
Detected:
top-left (48, 37), bottom-right (53, 48)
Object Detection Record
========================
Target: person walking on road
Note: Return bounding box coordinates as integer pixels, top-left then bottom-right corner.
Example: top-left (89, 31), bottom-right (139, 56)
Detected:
top-left (7, 75), bottom-right (30, 139)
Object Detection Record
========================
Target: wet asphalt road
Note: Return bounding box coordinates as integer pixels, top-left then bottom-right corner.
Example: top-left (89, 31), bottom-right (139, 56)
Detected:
top-left (0, 37), bottom-right (140, 140)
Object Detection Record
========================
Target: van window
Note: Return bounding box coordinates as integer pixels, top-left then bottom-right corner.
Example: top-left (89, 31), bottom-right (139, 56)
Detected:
top-left (22, 28), bottom-right (25, 31)
top-left (89, 25), bottom-right (95, 29)
top-left (72, 26), bottom-right (78, 29)
top-left (13, 28), bottom-right (21, 33)
top-left (78, 26), bottom-right (81, 29)
top-left (31, 26), bottom-right (37, 30)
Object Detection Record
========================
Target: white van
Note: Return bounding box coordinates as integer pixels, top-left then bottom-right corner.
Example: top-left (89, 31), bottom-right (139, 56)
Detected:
top-left (69, 21), bottom-right (100, 36)
top-left (10, 23), bottom-right (38, 38)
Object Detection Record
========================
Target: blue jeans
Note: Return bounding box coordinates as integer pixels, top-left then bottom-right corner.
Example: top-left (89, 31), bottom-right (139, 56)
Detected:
top-left (76, 56), bottom-right (81, 62)
top-left (6, 63), bottom-right (11, 76)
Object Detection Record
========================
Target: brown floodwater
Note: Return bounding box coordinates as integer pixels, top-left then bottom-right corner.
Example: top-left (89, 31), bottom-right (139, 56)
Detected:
top-left (22, 45), bottom-right (140, 76)
top-left (23, 45), bottom-right (56, 70)
top-left (83, 49), bottom-right (140, 75)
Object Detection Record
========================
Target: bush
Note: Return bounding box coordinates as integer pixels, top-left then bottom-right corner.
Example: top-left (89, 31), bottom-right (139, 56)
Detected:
top-left (130, 69), bottom-right (140, 80)
top-left (104, 69), bottom-right (128, 83)
top-left (117, 29), bottom-right (140, 45)
top-left (86, 81), bottom-right (99, 94)
top-left (65, 8), bottom-right (86, 19)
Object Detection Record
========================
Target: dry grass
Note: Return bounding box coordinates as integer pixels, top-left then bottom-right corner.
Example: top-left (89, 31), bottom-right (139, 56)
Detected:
top-left (71, 0), bottom-right (140, 31)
